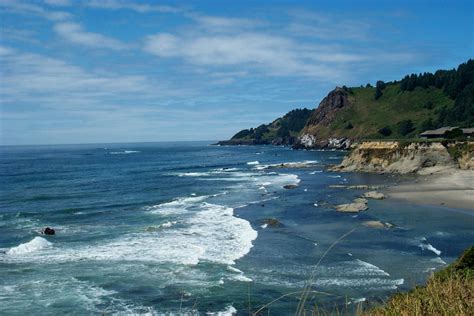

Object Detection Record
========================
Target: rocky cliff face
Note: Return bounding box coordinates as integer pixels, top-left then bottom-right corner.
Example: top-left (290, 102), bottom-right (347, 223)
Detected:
top-left (306, 87), bottom-right (350, 127)
top-left (448, 142), bottom-right (474, 170)
top-left (294, 87), bottom-right (352, 149)
top-left (331, 141), bottom-right (458, 174)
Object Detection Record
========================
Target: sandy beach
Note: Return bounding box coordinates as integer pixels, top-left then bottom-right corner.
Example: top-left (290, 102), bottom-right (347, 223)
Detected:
top-left (386, 169), bottom-right (474, 211)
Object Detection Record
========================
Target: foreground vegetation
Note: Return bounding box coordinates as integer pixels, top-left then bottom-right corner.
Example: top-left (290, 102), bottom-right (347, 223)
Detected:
top-left (360, 245), bottom-right (474, 316)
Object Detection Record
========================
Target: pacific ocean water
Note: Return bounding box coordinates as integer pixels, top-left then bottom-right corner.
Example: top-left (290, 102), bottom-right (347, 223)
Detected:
top-left (0, 142), bottom-right (473, 315)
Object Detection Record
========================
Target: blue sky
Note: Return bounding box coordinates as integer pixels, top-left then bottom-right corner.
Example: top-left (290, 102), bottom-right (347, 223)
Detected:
top-left (0, 0), bottom-right (472, 145)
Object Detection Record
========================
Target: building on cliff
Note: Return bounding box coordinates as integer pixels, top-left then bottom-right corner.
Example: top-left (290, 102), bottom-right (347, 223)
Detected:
top-left (420, 127), bottom-right (474, 139)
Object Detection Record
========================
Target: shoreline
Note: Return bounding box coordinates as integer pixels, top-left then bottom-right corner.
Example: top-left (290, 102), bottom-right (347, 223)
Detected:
top-left (384, 169), bottom-right (474, 211)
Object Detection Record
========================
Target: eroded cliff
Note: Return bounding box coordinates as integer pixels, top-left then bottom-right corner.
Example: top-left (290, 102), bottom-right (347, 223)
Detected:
top-left (330, 141), bottom-right (474, 174)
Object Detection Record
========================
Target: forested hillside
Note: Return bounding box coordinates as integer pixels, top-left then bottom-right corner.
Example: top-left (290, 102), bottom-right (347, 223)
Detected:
top-left (217, 108), bottom-right (313, 145)
top-left (220, 59), bottom-right (474, 147)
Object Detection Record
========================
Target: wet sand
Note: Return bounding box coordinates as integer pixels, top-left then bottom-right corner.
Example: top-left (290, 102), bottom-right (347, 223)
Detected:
top-left (386, 170), bottom-right (474, 211)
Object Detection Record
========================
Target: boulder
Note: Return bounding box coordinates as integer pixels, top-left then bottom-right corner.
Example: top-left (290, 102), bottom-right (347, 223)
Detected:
top-left (363, 221), bottom-right (386, 228)
top-left (262, 218), bottom-right (282, 227)
top-left (335, 198), bottom-right (368, 212)
top-left (363, 220), bottom-right (395, 228)
top-left (42, 227), bottom-right (55, 235)
top-left (363, 191), bottom-right (385, 200)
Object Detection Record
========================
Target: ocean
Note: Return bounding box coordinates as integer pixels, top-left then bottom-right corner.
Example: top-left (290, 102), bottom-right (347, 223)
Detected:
top-left (0, 142), bottom-right (473, 315)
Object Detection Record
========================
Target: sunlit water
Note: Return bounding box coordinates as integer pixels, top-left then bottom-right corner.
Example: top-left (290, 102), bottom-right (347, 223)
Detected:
top-left (1, 142), bottom-right (473, 314)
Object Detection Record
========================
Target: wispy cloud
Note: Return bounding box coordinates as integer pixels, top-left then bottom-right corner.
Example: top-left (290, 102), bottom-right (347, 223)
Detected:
top-left (142, 12), bottom-right (422, 82)
top-left (53, 22), bottom-right (128, 50)
top-left (188, 14), bottom-right (264, 32)
top-left (286, 10), bottom-right (372, 41)
top-left (43, 0), bottom-right (72, 6)
top-left (0, 0), bottom-right (71, 21)
top-left (0, 46), bottom-right (184, 108)
top-left (143, 30), bottom-right (363, 80)
top-left (85, 0), bottom-right (181, 13)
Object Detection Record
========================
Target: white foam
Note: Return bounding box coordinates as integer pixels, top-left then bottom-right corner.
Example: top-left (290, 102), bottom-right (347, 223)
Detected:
top-left (309, 170), bottom-right (323, 174)
top-left (354, 259), bottom-right (390, 276)
top-left (431, 257), bottom-right (447, 265)
top-left (328, 175), bottom-right (342, 178)
top-left (159, 221), bottom-right (176, 228)
top-left (227, 266), bottom-right (243, 274)
top-left (256, 160), bottom-right (319, 170)
top-left (109, 150), bottom-right (140, 155)
top-left (313, 203), bottom-right (318, 207)
top-left (261, 224), bottom-right (268, 229)
top-left (210, 305), bottom-right (237, 316)
top-left (6, 203), bottom-right (258, 267)
top-left (419, 242), bottom-right (442, 256)
top-left (226, 266), bottom-right (252, 282)
top-left (352, 297), bottom-right (366, 304)
top-left (230, 274), bottom-right (253, 282)
top-left (145, 195), bottom-right (209, 215)
top-left (246, 161), bottom-right (259, 165)
top-left (177, 172), bottom-right (211, 177)
top-left (314, 277), bottom-right (403, 289)
top-left (7, 237), bottom-right (52, 255)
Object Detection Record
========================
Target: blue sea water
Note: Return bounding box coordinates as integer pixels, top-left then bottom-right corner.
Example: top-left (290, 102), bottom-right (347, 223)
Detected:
top-left (0, 142), bottom-right (473, 315)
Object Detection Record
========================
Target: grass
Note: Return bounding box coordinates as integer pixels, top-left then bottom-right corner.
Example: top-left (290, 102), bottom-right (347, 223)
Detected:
top-left (251, 243), bottom-right (473, 315)
top-left (359, 245), bottom-right (474, 316)
top-left (305, 84), bottom-right (454, 141)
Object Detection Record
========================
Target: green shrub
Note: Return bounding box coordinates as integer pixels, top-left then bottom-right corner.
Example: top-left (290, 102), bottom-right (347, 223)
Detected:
top-left (398, 120), bottom-right (415, 136)
top-left (378, 127), bottom-right (392, 136)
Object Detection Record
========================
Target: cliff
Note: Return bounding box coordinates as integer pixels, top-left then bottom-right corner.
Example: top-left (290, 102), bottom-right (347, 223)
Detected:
top-left (295, 83), bottom-right (454, 149)
top-left (331, 141), bottom-right (474, 174)
top-left (220, 59), bottom-right (473, 149)
top-left (295, 59), bottom-right (473, 149)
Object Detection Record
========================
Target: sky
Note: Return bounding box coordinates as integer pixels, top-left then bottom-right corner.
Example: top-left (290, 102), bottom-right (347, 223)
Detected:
top-left (0, 0), bottom-right (472, 145)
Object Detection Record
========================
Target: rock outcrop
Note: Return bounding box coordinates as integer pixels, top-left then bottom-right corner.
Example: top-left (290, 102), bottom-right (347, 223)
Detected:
top-left (331, 141), bottom-right (457, 174)
top-left (306, 87), bottom-right (350, 127)
top-left (448, 142), bottom-right (474, 170)
top-left (363, 191), bottom-right (385, 199)
top-left (335, 198), bottom-right (368, 212)
top-left (41, 227), bottom-right (55, 235)
top-left (262, 218), bottom-right (283, 227)
top-left (294, 87), bottom-right (353, 149)
top-left (363, 221), bottom-right (394, 228)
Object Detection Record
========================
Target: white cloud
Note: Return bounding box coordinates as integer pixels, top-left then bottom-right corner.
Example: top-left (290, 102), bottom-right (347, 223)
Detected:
top-left (44, 0), bottom-right (71, 6)
top-left (286, 10), bottom-right (372, 41)
top-left (0, 0), bottom-right (71, 21)
top-left (85, 0), bottom-right (180, 13)
top-left (189, 14), bottom-right (263, 32)
top-left (143, 32), bottom-right (359, 79)
top-left (53, 22), bottom-right (128, 50)
top-left (0, 46), bottom-right (183, 108)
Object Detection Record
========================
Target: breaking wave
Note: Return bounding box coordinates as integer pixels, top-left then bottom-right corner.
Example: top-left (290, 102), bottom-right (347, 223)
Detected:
top-left (6, 237), bottom-right (52, 255)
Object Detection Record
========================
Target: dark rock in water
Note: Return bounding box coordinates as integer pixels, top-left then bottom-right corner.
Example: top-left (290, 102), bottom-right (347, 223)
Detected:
top-left (262, 218), bottom-right (283, 227)
top-left (283, 184), bottom-right (298, 189)
top-left (42, 227), bottom-right (55, 235)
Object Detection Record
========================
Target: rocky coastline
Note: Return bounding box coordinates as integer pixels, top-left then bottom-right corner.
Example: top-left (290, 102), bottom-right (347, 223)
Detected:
top-left (330, 140), bottom-right (473, 174)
